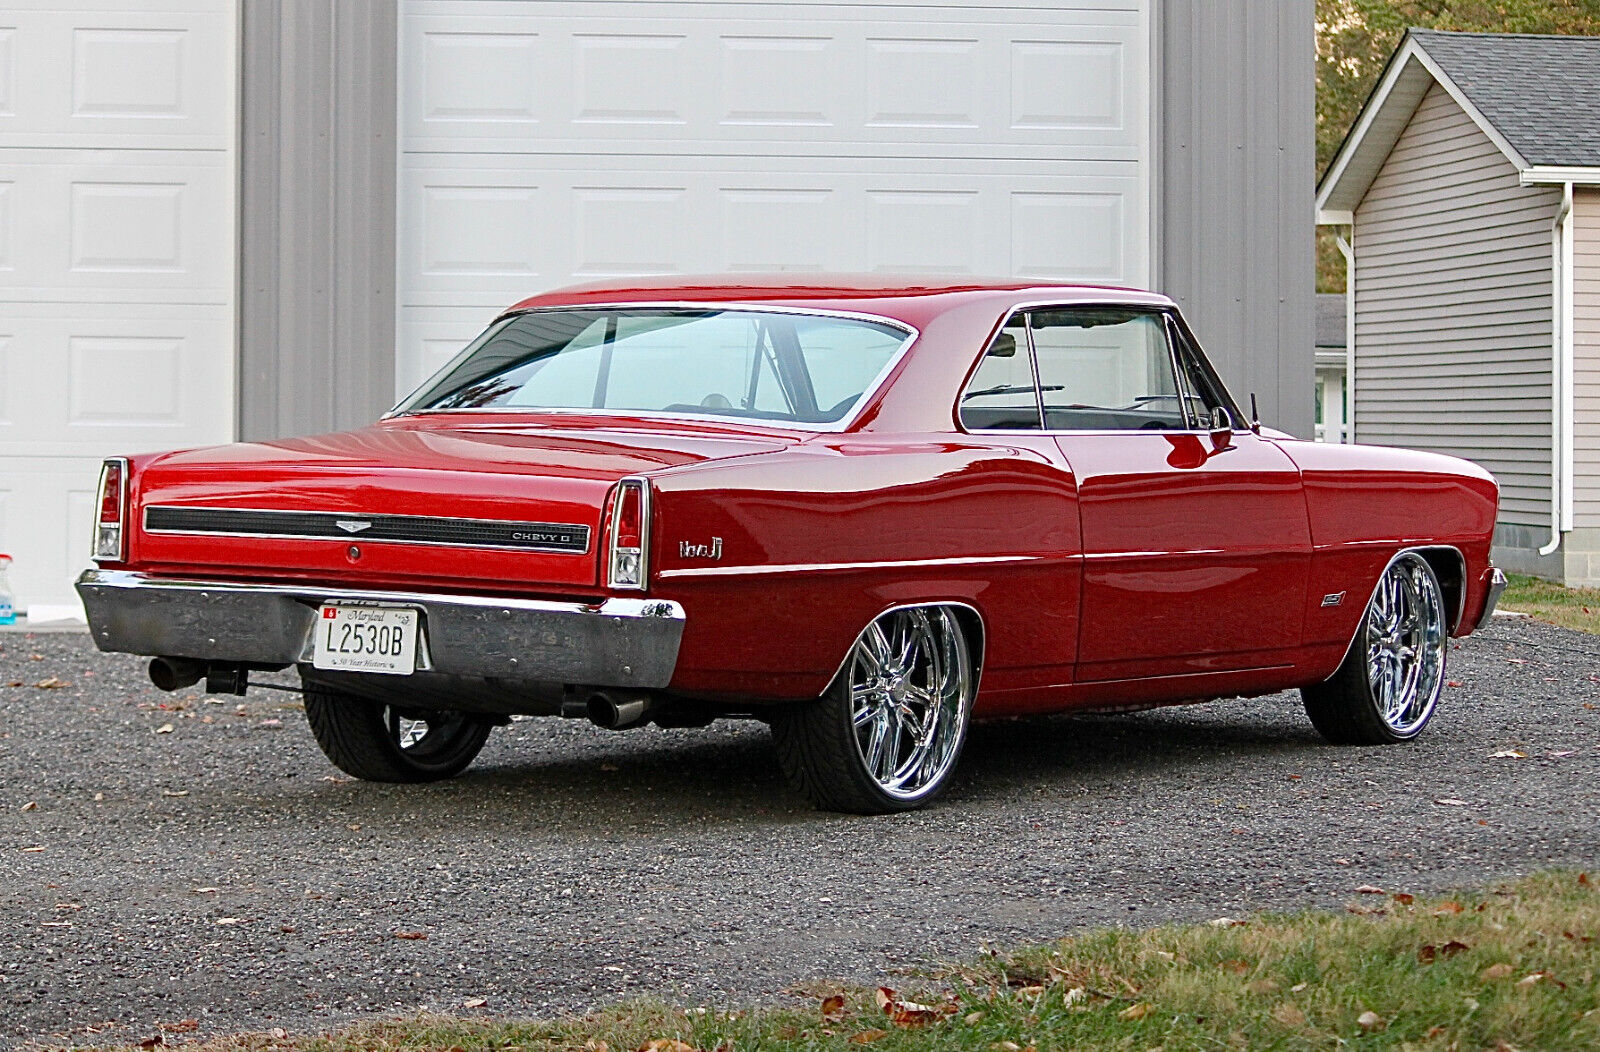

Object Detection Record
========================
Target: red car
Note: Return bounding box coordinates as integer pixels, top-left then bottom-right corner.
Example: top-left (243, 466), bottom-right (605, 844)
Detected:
top-left (79, 277), bottom-right (1506, 813)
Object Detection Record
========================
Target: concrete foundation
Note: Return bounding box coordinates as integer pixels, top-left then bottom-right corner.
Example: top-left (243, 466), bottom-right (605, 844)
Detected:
top-left (1492, 523), bottom-right (1600, 586)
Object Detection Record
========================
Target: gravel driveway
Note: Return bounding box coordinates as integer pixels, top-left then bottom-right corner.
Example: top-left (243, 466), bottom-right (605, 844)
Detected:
top-left (1, 618), bottom-right (1597, 1047)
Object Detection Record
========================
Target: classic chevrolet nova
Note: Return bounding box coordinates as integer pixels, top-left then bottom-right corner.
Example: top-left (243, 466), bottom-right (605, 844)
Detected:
top-left (78, 277), bottom-right (1506, 813)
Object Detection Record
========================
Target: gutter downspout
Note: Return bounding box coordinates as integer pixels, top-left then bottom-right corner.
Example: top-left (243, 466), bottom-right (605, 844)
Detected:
top-left (1336, 232), bottom-right (1355, 444)
top-left (1540, 181), bottom-right (1575, 556)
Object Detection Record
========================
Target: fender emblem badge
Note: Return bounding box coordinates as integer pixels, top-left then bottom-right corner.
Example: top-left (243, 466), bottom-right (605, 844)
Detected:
top-left (679, 537), bottom-right (723, 560)
top-left (1321, 591), bottom-right (1346, 608)
top-left (336, 520), bottom-right (373, 534)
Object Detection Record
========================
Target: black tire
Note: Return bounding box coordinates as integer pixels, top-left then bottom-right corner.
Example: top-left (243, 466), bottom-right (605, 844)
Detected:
top-left (772, 606), bottom-right (975, 814)
top-left (1302, 552), bottom-right (1448, 745)
top-left (302, 682), bottom-right (493, 782)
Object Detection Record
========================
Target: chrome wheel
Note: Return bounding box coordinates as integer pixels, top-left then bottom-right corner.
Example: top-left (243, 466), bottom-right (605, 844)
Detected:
top-left (846, 607), bottom-right (973, 800)
top-left (1363, 553), bottom-right (1447, 736)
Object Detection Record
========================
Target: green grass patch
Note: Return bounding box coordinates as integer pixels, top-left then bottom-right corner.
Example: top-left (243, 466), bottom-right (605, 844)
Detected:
top-left (1500, 574), bottom-right (1600, 635)
top-left (82, 872), bottom-right (1600, 1052)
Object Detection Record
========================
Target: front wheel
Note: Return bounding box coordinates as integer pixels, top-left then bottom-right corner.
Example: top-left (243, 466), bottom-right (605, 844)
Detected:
top-left (772, 606), bottom-right (976, 814)
top-left (302, 683), bottom-right (494, 782)
top-left (1302, 552), bottom-right (1449, 744)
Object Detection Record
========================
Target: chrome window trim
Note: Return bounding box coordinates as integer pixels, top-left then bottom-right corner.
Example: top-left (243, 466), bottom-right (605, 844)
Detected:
top-left (387, 301), bottom-right (921, 434)
top-left (956, 299), bottom-right (1252, 438)
top-left (141, 505), bottom-right (592, 556)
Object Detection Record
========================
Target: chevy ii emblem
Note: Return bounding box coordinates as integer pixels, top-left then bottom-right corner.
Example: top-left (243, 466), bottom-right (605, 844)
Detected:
top-left (336, 520), bottom-right (373, 534)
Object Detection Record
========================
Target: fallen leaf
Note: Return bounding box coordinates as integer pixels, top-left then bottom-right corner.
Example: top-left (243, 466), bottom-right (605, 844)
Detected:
top-left (462, 997), bottom-right (488, 1008)
top-left (214, 917), bottom-right (245, 926)
top-left (1580, 872), bottom-right (1591, 886)
top-left (848, 1031), bottom-right (887, 1045)
top-left (821, 995), bottom-right (845, 1020)
top-left (34, 677), bottom-right (69, 689)
top-left (21, 846), bottom-right (44, 852)
top-left (155, 724), bottom-right (174, 734)
top-left (1118, 1002), bottom-right (1153, 1020)
top-left (1434, 798), bottom-right (1468, 806)
top-left (1392, 892), bottom-right (1414, 905)
top-left (159, 1020), bottom-right (199, 1034)
top-left (636, 1041), bottom-right (696, 1052)
top-left (1060, 987), bottom-right (1087, 1007)
top-left (1289, 982), bottom-right (1308, 993)
top-left (395, 930), bottom-right (428, 940)
top-left (1489, 749), bottom-right (1526, 759)
top-left (138, 1037), bottom-right (164, 1049)
top-left (990, 1043), bottom-right (1021, 1052)
top-left (193, 887), bottom-right (218, 894)
top-left (1433, 901), bottom-right (1465, 915)
top-left (1355, 884), bottom-right (1384, 894)
top-left (160, 790), bottom-right (188, 797)
top-left (1440, 940), bottom-right (1471, 957)
top-left (269, 1028), bottom-right (287, 1039)
top-left (875, 987), bottom-right (942, 1028)
top-left (1273, 1002), bottom-right (1307, 1026)
top-left (1546, 749), bottom-right (1577, 759)
top-left (1016, 984), bottom-right (1045, 997)
top-left (1481, 963), bottom-right (1514, 981)
top-left (258, 718), bottom-right (283, 729)
top-left (20, 801), bottom-right (37, 812)
top-left (963, 1011), bottom-right (984, 1025)
top-left (1357, 1010), bottom-right (1385, 1032)
top-left (1220, 959), bottom-right (1251, 975)
top-left (1447, 679), bottom-right (1464, 687)
top-left (1208, 917), bottom-right (1247, 928)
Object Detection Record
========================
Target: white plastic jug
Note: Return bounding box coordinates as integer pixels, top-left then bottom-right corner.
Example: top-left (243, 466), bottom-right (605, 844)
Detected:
top-left (0, 554), bottom-right (14, 625)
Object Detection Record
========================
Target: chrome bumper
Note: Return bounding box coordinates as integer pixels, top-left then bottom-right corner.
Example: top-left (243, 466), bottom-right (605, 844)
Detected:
top-left (1480, 566), bottom-right (1509, 623)
top-left (75, 569), bottom-right (684, 689)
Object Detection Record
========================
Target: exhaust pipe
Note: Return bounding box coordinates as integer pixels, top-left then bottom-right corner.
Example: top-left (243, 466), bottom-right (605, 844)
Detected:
top-left (148, 657), bottom-right (206, 692)
top-left (585, 691), bottom-right (656, 730)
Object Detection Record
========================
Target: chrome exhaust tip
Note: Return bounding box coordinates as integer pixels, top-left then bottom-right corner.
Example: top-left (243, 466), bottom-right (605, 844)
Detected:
top-left (585, 691), bottom-right (654, 730)
top-left (148, 657), bottom-right (206, 692)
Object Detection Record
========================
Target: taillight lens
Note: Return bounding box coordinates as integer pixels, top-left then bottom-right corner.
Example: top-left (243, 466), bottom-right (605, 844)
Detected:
top-left (93, 458), bottom-right (128, 561)
top-left (606, 477), bottom-right (650, 590)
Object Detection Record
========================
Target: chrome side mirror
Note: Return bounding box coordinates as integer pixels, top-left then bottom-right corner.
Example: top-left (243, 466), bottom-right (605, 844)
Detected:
top-left (1209, 405), bottom-right (1234, 448)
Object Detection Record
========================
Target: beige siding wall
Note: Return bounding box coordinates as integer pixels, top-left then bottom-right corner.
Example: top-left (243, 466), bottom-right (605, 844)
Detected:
top-left (1354, 83), bottom-right (1558, 529)
top-left (1574, 190), bottom-right (1600, 528)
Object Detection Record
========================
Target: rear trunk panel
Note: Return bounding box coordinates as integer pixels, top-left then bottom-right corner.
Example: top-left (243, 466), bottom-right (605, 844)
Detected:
top-left (128, 419), bottom-right (792, 596)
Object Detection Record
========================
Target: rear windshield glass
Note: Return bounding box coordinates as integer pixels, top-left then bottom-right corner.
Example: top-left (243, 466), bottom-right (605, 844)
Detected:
top-left (398, 308), bottom-right (912, 426)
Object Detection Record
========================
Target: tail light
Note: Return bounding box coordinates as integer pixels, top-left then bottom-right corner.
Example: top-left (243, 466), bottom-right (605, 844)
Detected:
top-left (93, 457), bottom-right (129, 561)
top-left (606, 477), bottom-right (651, 590)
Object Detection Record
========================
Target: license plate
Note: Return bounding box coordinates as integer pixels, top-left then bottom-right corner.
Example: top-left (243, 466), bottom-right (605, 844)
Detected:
top-left (312, 604), bottom-right (418, 674)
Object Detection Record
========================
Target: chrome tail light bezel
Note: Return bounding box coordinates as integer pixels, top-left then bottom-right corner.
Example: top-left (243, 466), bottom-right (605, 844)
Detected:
top-left (605, 476), bottom-right (651, 591)
top-left (93, 457), bottom-right (129, 563)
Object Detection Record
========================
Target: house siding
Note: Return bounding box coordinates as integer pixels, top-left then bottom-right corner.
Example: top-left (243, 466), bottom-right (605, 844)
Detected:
top-left (1354, 83), bottom-right (1558, 530)
top-left (1574, 189), bottom-right (1600, 528)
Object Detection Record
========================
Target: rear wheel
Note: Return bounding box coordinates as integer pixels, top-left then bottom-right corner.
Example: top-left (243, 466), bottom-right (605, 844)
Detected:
top-left (1302, 552), bottom-right (1448, 745)
top-left (302, 682), bottom-right (494, 782)
top-left (773, 606), bottom-right (975, 813)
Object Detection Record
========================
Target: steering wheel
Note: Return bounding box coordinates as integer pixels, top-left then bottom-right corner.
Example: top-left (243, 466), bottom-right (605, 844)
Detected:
top-left (700, 393), bottom-right (732, 409)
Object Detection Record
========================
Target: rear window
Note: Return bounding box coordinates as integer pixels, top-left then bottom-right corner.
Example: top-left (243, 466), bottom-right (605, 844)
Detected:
top-left (397, 308), bottom-right (912, 427)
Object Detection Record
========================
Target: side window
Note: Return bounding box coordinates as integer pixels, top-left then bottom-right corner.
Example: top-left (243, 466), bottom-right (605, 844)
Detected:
top-left (1030, 309), bottom-right (1187, 430)
top-left (1168, 321), bottom-right (1234, 428)
top-left (959, 316), bottom-right (1038, 430)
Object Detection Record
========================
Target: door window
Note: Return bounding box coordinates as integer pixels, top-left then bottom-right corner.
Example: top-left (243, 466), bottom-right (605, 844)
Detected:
top-left (958, 315), bottom-right (1039, 430)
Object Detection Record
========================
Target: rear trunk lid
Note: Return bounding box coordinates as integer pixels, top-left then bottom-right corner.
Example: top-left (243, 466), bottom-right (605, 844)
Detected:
top-left (129, 417), bottom-right (793, 594)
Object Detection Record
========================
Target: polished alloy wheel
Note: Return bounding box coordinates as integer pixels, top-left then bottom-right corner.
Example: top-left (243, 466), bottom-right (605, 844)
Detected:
top-left (1363, 553), bottom-right (1447, 736)
top-left (846, 607), bottom-right (972, 800)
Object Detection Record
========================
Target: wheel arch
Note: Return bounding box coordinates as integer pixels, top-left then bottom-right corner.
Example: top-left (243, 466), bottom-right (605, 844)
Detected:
top-left (1328, 545), bottom-right (1462, 680)
top-left (825, 600), bottom-right (988, 699)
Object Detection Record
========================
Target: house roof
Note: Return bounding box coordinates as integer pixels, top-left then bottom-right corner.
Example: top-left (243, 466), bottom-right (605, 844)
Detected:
top-left (1317, 29), bottom-right (1600, 222)
top-left (1315, 293), bottom-right (1345, 350)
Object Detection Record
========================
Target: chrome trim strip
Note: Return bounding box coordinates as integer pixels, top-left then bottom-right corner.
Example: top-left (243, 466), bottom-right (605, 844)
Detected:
top-left (1481, 566), bottom-right (1508, 622)
top-left (75, 569), bottom-right (684, 690)
top-left (142, 505), bottom-right (592, 555)
top-left (388, 301), bottom-right (921, 434)
top-left (655, 554), bottom-right (1046, 580)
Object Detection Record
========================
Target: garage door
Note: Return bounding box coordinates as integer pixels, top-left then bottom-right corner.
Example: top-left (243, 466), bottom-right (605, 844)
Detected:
top-left (0, 0), bottom-right (236, 617)
top-left (396, 0), bottom-right (1150, 397)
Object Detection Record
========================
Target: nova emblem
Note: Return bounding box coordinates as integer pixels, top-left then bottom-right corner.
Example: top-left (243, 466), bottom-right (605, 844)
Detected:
top-left (679, 537), bottom-right (723, 560)
top-left (1321, 591), bottom-right (1346, 608)
top-left (336, 520), bottom-right (373, 534)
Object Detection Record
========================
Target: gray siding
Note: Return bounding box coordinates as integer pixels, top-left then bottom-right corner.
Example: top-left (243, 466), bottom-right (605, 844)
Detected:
top-left (1575, 190), bottom-right (1600, 528)
top-left (1354, 83), bottom-right (1558, 529)
top-left (1158, 0), bottom-right (1316, 439)
top-left (238, 0), bottom-right (398, 442)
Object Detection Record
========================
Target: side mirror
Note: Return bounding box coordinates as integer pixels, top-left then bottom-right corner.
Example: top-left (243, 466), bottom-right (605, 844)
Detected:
top-left (1208, 405), bottom-right (1234, 449)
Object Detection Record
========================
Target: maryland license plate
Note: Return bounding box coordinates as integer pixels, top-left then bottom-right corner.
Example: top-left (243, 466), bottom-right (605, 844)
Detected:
top-left (312, 604), bottom-right (418, 674)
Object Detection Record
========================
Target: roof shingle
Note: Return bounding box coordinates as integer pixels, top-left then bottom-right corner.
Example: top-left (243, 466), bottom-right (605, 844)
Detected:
top-left (1412, 29), bottom-right (1600, 167)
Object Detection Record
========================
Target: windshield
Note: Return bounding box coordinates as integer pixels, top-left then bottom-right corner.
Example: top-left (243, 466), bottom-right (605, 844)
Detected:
top-left (397, 308), bottom-right (914, 427)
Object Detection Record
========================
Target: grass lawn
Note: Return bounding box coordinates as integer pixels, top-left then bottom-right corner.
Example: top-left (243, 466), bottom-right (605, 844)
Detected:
top-left (102, 873), bottom-right (1599, 1051)
top-left (1500, 574), bottom-right (1600, 635)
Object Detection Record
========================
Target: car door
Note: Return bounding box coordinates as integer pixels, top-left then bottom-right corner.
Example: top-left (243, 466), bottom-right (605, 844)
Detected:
top-left (1021, 305), bottom-right (1312, 683)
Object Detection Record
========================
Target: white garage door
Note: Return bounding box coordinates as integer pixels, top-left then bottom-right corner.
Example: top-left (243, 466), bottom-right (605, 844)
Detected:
top-left (0, 0), bottom-right (236, 616)
top-left (396, 0), bottom-right (1150, 397)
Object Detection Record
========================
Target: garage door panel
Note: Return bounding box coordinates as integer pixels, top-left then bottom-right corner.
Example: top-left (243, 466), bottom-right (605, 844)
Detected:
top-left (402, 3), bottom-right (1143, 157)
top-left (0, 457), bottom-right (105, 618)
top-left (0, 1), bottom-right (233, 150)
top-left (0, 306), bottom-right (231, 458)
top-left (0, 151), bottom-right (231, 301)
top-left (400, 157), bottom-right (1145, 313)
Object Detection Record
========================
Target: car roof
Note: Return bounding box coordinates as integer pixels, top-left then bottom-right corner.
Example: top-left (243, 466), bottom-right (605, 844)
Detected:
top-left (504, 274), bottom-right (1176, 324)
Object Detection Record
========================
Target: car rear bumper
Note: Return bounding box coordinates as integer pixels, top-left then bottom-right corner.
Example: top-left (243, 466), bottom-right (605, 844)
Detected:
top-left (75, 569), bottom-right (684, 689)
